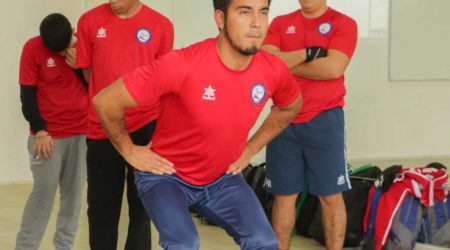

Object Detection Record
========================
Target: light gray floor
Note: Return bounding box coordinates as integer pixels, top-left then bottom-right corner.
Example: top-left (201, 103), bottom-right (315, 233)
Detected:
top-left (2, 158), bottom-right (449, 249)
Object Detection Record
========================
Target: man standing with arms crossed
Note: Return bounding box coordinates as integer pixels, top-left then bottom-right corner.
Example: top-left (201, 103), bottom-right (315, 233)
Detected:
top-left (262, 0), bottom-right (357, 249)
top-left (93, 0), bottom-right (302, 248)
top-left (75, 0), bottom-right (174, 249)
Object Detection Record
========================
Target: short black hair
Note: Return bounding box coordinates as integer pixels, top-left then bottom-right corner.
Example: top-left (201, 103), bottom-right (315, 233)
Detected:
top-left (213, 0), bottom-right (271, 14)
top-left (39, 13), bottom-right (72, 52)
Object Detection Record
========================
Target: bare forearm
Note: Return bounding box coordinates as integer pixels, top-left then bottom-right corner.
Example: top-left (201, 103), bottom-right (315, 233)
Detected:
top-left (93, 79), bottom-right (138, 157)
top-left (95, 99), bottom-right (134, 156)
top-left (291, 50), bottom-right (350, 80)
top-left (246, 96), bottom-right (302, 154)
top-left (291, 59), bottom-right (339, 80)
top-left (271, 50), bottom-right (306, 69)
top-left (262, 45), bottom-right (306, 69)
top-left (246, 111), bottom-right (291, 154)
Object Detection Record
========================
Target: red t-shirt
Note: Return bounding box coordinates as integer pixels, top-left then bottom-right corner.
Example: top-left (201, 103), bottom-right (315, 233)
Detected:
top-left (19, 36), bottom-right (88, 139)
top-left (264, 7), bottom-right (357, 123)
top-left (75, 3), bottom-right (174, 139)
top-left (124, 38), bottom-right (300, 185)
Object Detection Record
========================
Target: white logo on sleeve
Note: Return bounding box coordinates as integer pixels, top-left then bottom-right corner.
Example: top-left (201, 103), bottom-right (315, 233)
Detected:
top-left (202, 85), bottom-right (216, 100)
top-left (46, 58), bottom-right (56, 67)
top-left (337, 175), bottom-right (346, 185)
top-left (264, 178), bottom-right (272, 189)
top-left (286, 25), bottom-right (296, 34)
top-left (97, 27), bottom-right (107, 38)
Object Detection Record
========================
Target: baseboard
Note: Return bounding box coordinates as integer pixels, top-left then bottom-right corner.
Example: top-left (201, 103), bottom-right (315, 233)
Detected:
top-left (348, 154), bottom-right (450, 163)
top-left (415, 243), bottom-right (450, 250)
top-left (0, 179), bottom-right (32, 185)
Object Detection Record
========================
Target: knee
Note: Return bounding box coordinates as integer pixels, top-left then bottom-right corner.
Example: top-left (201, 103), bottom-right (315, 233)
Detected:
top-left (274, 194), bottom-right (298, 203)
top-left (318, 192), bottom-right (344, 207)
top-left (274, 194), bottom-right (298, 209)
top-left (241, 234), bottom-right (278, 250)
top-left (32, 180), bottom-right (58, 198)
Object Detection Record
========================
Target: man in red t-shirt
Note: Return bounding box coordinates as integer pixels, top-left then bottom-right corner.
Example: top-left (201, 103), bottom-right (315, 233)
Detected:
top-left (262, 0), bottom-right (357, 249)
top-left (75, 0), bottom-right (174, 249)
top-left (16, 13), bottom-right (88, 250)
top-left (92, 0), bottom-right (302, 248)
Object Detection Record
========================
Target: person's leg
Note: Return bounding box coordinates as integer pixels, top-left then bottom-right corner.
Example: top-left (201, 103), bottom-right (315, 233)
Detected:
top-left (53, 135), bottom-right (87, 250)
top-left (16, 136), bottom-right (63, 250)
top-left (318, 193), bottom-right (346, 250)
top-left (135, 172), bottom-right (199, 250)
top-left (304, 107), bottom-right (350, 250)
top-left (265, 124), bottom-right (305, 250)
top-left (86, 139), bottom-right (126, 250)
top-left (124, 166), bottom-right (151, 250)
top-left (271, 194), bottom-right (298, 250)
top-left (124, 121), bottom-right (156, 250)
top-left (194, 174), bottom-right (278, 250)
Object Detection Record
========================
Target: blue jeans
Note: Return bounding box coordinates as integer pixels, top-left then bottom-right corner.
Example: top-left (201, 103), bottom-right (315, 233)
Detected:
top-left (135, 172), bottom-right (278, 250)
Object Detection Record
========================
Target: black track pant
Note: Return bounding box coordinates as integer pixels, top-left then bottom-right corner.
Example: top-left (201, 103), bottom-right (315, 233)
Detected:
top-left (87, 121), bottom-right (156, 250)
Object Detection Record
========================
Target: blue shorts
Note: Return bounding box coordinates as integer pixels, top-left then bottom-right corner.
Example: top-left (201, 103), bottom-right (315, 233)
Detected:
top-left (134, 172), bottom-right (278, 250)
top-left (265, 107), bottom-right (351, 196)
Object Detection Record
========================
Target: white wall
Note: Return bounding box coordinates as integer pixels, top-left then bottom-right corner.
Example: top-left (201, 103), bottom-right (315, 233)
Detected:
top-left (2, 0), bottom-right (450, 183)
top-left (81, 0), bottom-right (450, 163)
top-left (345, 38), bottom-right (450, 160)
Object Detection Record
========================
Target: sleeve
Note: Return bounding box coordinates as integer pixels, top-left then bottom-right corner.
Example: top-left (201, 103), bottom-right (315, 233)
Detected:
top-left (20, 85), bottom-right (47, 132)
top-left (263, 16), bottom-right (282, 48)
top-left (19, 41), bottom-right (38, 86)
top-left (328, 16), bottom-right (358, 59)
top-left (123, 50), bottom-right (186, 107)
top-left (271, 60), bottom-right (301, 108)
top-left (74, 15), bottom-right (92, 68)
top-left (156, 19), bottom-right (174, 58)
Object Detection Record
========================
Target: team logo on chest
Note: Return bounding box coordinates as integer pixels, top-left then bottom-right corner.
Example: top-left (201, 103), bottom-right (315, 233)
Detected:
top-left (136, 28), bottom-right (152, 44)
top-left (97, 27), bottom-right (107, 38)
top-left (318, 22), bottom-right (332, 35)
top-left (46, 58), bottom-right (56, 68)
top-left (251, 83), bottom-right (266, 104)
top-left (202, 85), bottom-right (216, 101)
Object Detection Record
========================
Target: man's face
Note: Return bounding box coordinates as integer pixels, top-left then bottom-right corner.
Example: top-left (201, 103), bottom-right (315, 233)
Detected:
top-left (109, 0), bottom-right (138, 14)
top-left (220, 0), bottom-right (270, 56)
top-left (298, 0), bottom-right (327, 13)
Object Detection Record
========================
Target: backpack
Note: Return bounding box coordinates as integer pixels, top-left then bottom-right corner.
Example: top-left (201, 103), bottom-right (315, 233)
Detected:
top-left (418, 194), bottom-right (450, 247)
top-left (363, 165), bottom-right (449, 250)
top-left (243, 162), bottom-right (274, 220)
top-left (364, 191), bottom-right (424, 250)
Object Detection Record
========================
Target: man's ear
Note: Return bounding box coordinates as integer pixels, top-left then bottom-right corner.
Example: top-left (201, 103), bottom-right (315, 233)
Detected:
top-left (214, 10), bottom-right (225, 30)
